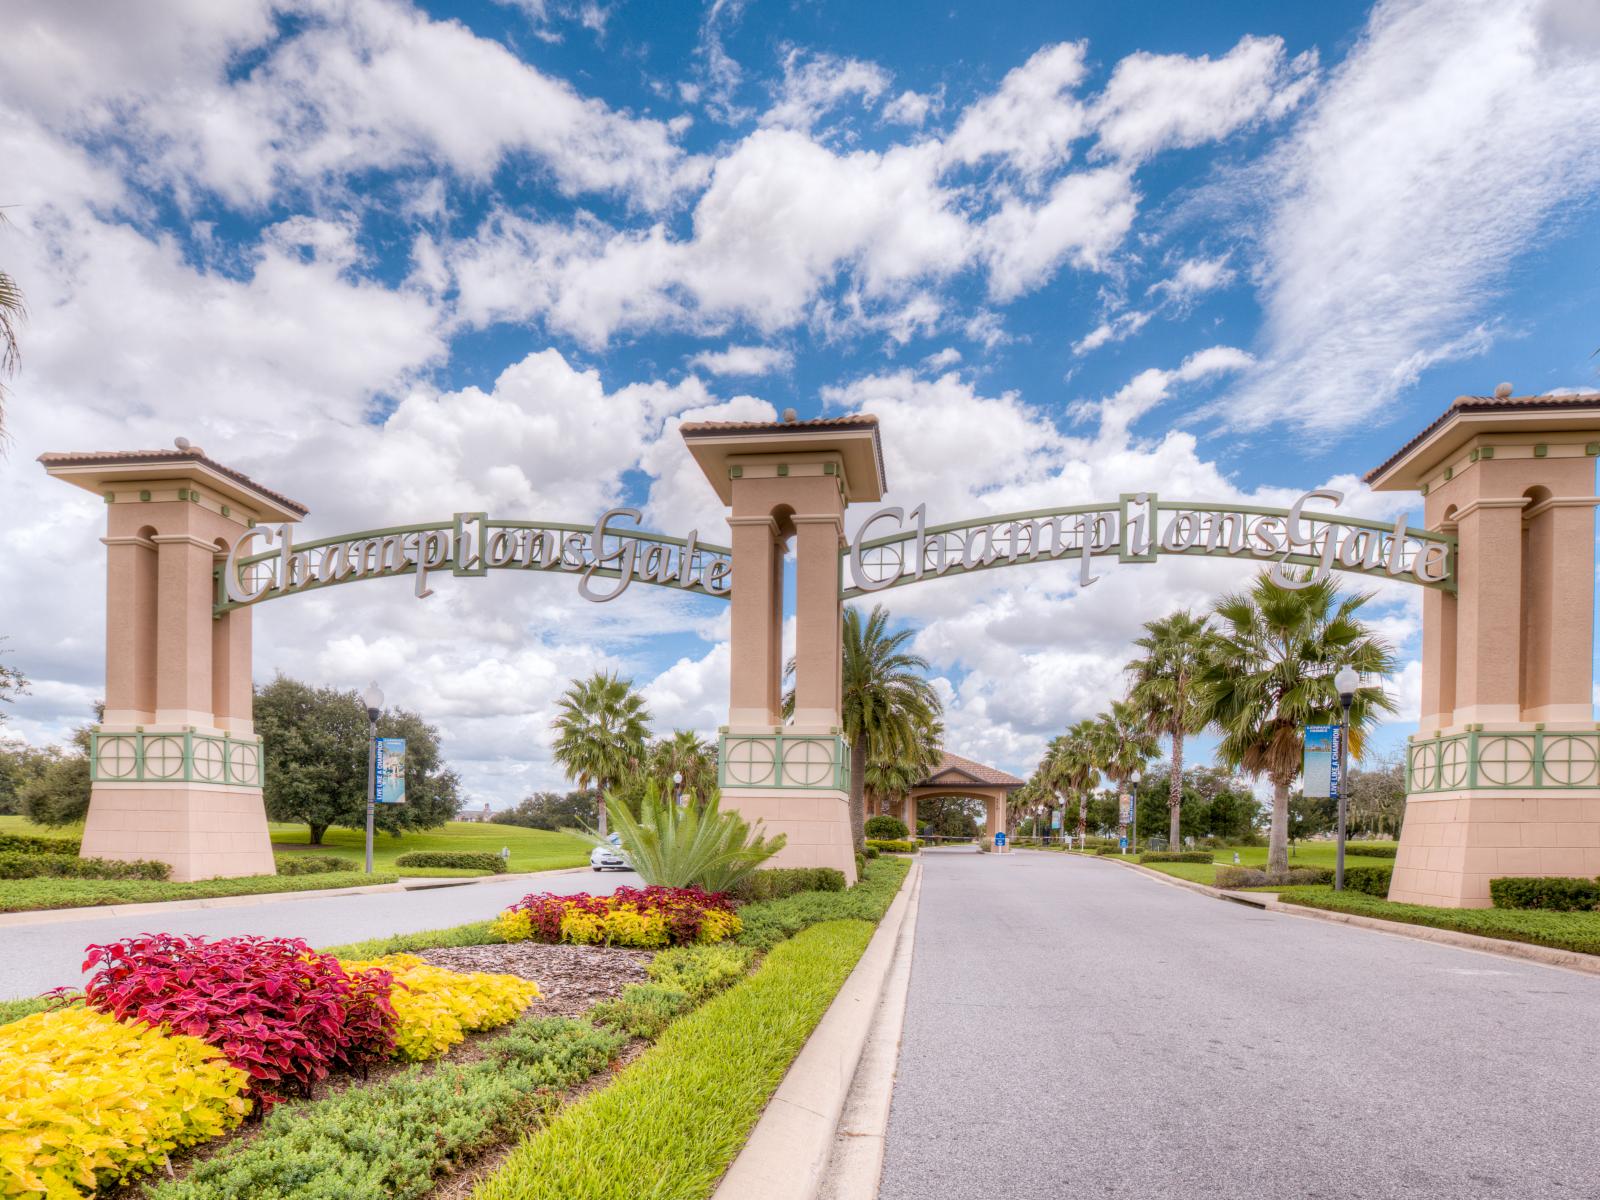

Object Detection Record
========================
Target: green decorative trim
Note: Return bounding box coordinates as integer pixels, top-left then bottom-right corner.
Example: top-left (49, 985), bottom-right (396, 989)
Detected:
top-left (90, 729), bottom-right (263, 789)
top-left (718, 733), bottom-right (849, 792)
top-left (1444, 466), bottom-right (1453, 480)
top-left (1481, 446), bottom-right (1495, 460)
top-left (139, 490), bottom-right (151, 502)
top-left (823, 462), bottom-right (837, 476)
top-left (1407, 729), bottom-right (1600, 794)
top-left (1534, 444), bottom-right (1548, 458)
top-left (1419, 483), bottom-right (1429, 496)
top-left (1469, 449), bottom-right (1480, 463)
top-left (729, 465), bottom-right (743, 478)
top-left (1588, 443), bottom-right (1599, 457)
top-left (103, 492), bottom-right (114, 504)
top-left (777, 463), bottom-right (789, 477)
top-left (221, 505), bottom-right (230, 518)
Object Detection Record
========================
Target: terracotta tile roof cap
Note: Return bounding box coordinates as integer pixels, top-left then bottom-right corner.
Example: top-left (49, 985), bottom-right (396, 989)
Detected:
top-left (1364, 392), bottom-right (1600, 485)
top-left (679, 413), bottom-right (879, 434)
top-left (916, 751), bottom-right (1025, 789)
top-left (37, 449), bottom-right (309, 516)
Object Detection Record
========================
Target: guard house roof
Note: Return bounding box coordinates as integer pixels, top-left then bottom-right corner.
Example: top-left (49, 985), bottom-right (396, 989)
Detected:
top-left (914, 751), bottom-right (1025, 791)
top-left (1365, 392), bottom-right (1600, 492)
top-left (38, 449), bottom-right (309, 520)
top-left (680, 413), bottom-right (886, 504)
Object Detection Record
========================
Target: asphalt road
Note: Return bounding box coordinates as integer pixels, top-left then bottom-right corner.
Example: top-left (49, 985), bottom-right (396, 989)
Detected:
top-left (878, 851), bottom-right (1600, 1200)
top-left (0, 868), bottom-right (629, 999)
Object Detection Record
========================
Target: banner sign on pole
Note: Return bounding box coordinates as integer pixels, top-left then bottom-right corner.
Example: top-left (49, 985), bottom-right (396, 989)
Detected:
top-left (375, 738), bottom-right (407, 804)
top-left (1303, 725), bottom-right (1340, 799)
top-left (1118, 792), bottom-right (1134, 825)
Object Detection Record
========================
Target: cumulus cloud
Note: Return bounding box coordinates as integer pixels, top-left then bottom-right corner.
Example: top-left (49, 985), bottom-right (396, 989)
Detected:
top-left (687, 345), bottom-right (794, 376)
top-left (762, 48), bottom-right (890, 131)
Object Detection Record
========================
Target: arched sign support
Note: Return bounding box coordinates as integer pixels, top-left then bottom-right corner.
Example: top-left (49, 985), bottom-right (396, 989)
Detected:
top-left (41, 391), bottom-right (1600, 904)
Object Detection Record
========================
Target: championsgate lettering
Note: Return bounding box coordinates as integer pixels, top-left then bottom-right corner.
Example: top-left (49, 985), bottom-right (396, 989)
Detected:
top-left (218, 508), bottom-right (733, 611)
top-left (843, 490), bottom-right (1455, 597)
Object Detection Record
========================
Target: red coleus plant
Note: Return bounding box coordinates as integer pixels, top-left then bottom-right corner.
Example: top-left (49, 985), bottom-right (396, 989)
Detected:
top-left (81, 933), bottom-right (397, 1106)
top-left (505, 885), bottom-right (735, 944)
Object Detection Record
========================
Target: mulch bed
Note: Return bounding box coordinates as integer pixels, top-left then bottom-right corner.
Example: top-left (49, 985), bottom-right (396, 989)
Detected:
top-left (417, 943), bottom-right (654, 1018)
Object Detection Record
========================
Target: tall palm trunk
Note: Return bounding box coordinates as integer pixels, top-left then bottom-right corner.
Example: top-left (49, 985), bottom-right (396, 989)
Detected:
top-left (1268, 774), bottom-right (1290, 874)
top-left (1077, 792), bottom-right (1088, 840)
top-left (849, 735), bottom-right (867, 855)
top-left (1167, 730), bottom-right (1185, 849)
top-left (595, 778), bottom-right (607, 838)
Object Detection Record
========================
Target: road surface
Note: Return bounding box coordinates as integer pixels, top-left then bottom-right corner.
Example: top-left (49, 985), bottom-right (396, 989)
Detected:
top-left (0, 868), bottom-right (628, 999)
top-left (879, 851), bottom-right (1600, 1200)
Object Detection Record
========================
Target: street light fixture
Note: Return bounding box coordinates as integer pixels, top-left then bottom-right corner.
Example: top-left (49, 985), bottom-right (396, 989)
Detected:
top-left (1128, 768), bottom-right (1141, 854)
top-left (673, 770), bottom-right (685, 807)
top-left (363, 681), bottom-right (384, 875)
top-left (1333, 666), bottom-right (1359, 891)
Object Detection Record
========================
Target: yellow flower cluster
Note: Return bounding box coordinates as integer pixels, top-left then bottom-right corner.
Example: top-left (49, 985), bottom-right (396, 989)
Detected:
top-left (697, 908), bottom-right (742, 943)
top-left (559, 906), bottom-right (670, 948)
top-left (0, 1007), bottom-right (248, 1198)
top-left (339, 955), bottom-right (540, 1061)
top-left (489, 908), bottom-right (534, 942)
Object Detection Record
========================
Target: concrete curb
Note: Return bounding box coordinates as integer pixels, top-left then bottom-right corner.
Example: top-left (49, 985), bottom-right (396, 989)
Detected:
top-left (0, 865), bottom-right (591, 928)
top-left (1048, 849), bottom-right (1600, 978)
top-left (713, 860), bottom-right (923, 1200)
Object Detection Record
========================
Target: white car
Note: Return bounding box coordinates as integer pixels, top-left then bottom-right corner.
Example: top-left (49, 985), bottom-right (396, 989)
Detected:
top-left (590, 834), bottom-right (633, 872)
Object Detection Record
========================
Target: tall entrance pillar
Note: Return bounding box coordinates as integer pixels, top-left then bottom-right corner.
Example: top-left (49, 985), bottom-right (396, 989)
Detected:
top-left (41, 445), bottom-right (307, 881)
top-left (682, 414), bottom-right (886, 884)
top-left (1367, 393), bottom-right (1600, 906)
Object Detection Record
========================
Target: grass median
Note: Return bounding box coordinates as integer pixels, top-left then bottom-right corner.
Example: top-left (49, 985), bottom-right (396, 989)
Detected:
top-left (0, 870), bottom-right (401, 913)
top-left (1275, 886), bottom-right (1600, 955)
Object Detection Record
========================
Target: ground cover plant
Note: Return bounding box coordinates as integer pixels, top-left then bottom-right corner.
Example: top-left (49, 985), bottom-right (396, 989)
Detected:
top-left (492, 885), bottom-right (741, 948)
top-left (1277, 887), bottom-right (1600, 955)
top-left (473, 919), bottom-right (878, 1200)
top-left (266, 819), bottom-right (590, 875)
top-left (0, 1006), bottom-right (249, 1197)
top-left (1489, 875), bottom-right (1600, 911)
top-left (725, 866), bottom-right (845, 903)
top-left (0, 871), bottom-right (401, 913)
top-left (0, 850), bottom-right (169, 879)
top-left (1102, 842), bottom-right (1400, 887)
top-left (0, 831), bottom-right (80, 854)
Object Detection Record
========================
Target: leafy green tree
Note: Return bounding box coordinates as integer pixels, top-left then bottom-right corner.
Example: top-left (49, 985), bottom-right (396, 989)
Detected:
top-left (1090, 699), bottom-right (1159, 844)
top-left (1346, 755), bottom-right (1407, 839)
top-left (19, 729), bottom-right (91, 827)
top-left (1197, 572), bottom-right (1397, 874)
top-left (646, 730), bottom-right (717, 800)
top-left (911, 794), bottom-right (982, 839)
top-left (255, 675), bottom-right (460, 845)
top-left (490, 790), bottom-right (598, 830)
top-left (865, 721), bottom-right (941, 824)
top-left (1288, 789), bottom-right (1337, 844)
top-left (550, 671), bottom-right (651, 838)
top-left (799, 605), bottom-right (942, 855)
top-left (605, 780), bottom-right (784, 891)
top-left (1127, 610), bottom-right (1213, 851)
top-left (0, 638), bottom-right (27, 722)
top-left (0, 738), bottom-right (58, 815)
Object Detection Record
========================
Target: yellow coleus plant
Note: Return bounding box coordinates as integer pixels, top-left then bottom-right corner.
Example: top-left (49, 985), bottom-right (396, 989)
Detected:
top-left (0, 1006), bottom-right (248, 1199)
top-left (340, 955), bottom-right (539, 1062)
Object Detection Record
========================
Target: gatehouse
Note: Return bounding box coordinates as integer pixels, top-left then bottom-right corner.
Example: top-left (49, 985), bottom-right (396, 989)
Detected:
top-left (39, 390), bottom-right (1600, 904)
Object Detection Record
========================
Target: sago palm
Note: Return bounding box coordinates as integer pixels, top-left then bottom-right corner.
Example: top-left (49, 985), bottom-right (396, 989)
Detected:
top-left (1127, 610), bottom-right (1213, 850)
top-left (550, 671), bottom-right (651, 836)
top-left (605, 780), bottom-right (785, 891)
top-left (1197, 572), bottom-right (1397, 874)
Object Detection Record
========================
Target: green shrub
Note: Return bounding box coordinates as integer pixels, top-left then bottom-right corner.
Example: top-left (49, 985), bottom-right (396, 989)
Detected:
top-left (0, 851), bottom-right (170, 880)
top-left (725, 867), bottom-right (846, 904)
top-left (855, 851), bottom-right (866, 877)
top-left (1489, 875), bottom-right (1600, 911)
top-left (1279, 887), bottom-right (1600, 956)
top-left (393, 851), bottom-right (506, 873)
top-left (1344, 842), bottom-right (1398, 859)
top-left (1094, 846), bottom-right (1125, 856)
top-left (608, 783), bottom-right (784, 891)
top-left (0, 833), bottom-right (80, 855)
top-left (646, 943), bottom-right (755, 1002)
top-left (863, 846), bottom-right (880, 859)
top-left (863, 815), bottom-right (909, 841)
top-left (864, 838), bottom-right (917, 854)
top-left (1214, 865), bottom-right (1332, 889)
top-left (1343, 865), bottom-right (1394, 897)
top-left (149, 1016), bottom-right (626, 1200)
top-left (591, 983), bottom-right (693, 1040)
top-left (273, 853), bottom-right (358, 876)
top-left (735, 857), bottom-right (909, 951)
top-left (1138, 851), bottom-right (1213, 864)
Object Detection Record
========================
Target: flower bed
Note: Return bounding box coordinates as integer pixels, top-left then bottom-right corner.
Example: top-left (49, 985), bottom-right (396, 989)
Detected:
top-left (337, 952), bottom-right (540, 1060)
top-left (492, 886), bottom-right (741, 948)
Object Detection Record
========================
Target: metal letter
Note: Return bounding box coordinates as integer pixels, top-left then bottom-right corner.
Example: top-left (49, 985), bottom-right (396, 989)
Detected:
top-left (223, 526), bottom-right (276, 604)
top-left (849, 506), bottom-right (906, 593)
top-left (579, 508), bottom-right (641, 602)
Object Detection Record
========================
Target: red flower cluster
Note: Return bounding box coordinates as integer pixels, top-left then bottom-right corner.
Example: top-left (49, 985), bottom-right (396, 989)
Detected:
top-left (503, 885), bottom-right (735, 945)
top-left (82, 934), bottom-right (397, 1105)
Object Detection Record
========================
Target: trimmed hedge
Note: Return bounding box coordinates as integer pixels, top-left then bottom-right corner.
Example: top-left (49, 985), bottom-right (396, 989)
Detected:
top-left (863, 815), bottom-right (909, 841)
top-left (0, 833), bottom-right (81, 855)
top-left (1215, 865), bottom-right (1333, 889)
top-left (1094, 846), bottom-right (1126, 856)
top-left (726, 867), bottom-right (846, 904)
top-left (274, 853), bottom-right (358, 876)
top-left (1344, 842), bottom-right (1398, 859)
top-left (1278, 888), bottom-right (1600, 956)
top-left (394, 851), bottom-right (507, 873)
top-left (735, 856), bottom-right (909, 951)
top-left (0, 851), bottom-right (170, 881)
top-left (1138, 851), bottom-right (1213, 864)
top-left (864, 838), bottom-right (917, 854)
top-left (1343, 865), bottom-right (1394, 898)
top-left (1489, 875), bottom-right (1600, 911)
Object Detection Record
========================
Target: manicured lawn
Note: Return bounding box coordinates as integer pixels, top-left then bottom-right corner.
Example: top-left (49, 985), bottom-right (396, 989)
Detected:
top-left (0, 871), bottom-right (401, 913)
top-left (1070, 841), bottom-right (1399, 886)
top-left (1276, 887), bottom-right (1600, 956)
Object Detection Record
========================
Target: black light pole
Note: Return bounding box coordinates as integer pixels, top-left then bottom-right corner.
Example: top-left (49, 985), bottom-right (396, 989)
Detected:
top-left (363, 681), bottom-right (384, 876)
top-left (1334, 666), bottom-right (1358, 892)
top-left (1129, 768), bottom-right (1141, 854)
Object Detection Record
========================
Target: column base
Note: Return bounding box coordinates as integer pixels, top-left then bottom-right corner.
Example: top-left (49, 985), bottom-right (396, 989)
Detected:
top-left (82, 782), bottom-right (277, 882)
top-left (720, 787), bottom-right (857, 885)
top-left (1389, 792), bottom-right (1600, 908)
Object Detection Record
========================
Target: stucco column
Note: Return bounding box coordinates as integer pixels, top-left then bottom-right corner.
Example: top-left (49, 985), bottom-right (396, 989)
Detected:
top-left (791, 511), bottom-right (845, 732)
top-left (727, 515), bottom-right (784, 727)
top-left (211, 603), bottom-right (254, 736)
top-left (1450, 499), bottom-right (1525, 726)
top-left (152, 534), bottom-right (219, 727)
top-left (1521, 497), bottom-right (1595, 723)
top-left (102, 533), bottom-right (158, 725)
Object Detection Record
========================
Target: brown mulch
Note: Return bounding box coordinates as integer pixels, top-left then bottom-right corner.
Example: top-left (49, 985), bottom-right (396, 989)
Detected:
top-left (416, 942), bottom-right (654, 1018)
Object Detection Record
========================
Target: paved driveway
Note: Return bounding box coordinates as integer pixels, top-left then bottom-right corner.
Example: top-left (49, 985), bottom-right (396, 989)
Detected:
top-left (0, 868), bottom-right (629, 999)
top-left (879, 851), bottom-right (1600, 1200)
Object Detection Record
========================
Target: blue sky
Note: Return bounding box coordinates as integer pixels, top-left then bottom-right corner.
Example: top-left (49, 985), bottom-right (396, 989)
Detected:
top-left (1, 0), bottom-right (1598, 806)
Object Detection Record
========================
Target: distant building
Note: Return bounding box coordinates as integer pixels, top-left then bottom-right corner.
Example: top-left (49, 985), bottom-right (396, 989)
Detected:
top-left (457, 802), bottom-right (495, 823)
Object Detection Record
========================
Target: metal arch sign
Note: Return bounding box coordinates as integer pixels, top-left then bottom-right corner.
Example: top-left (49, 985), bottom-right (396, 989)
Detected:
top-left (842, 490), bottom-right (1455, 598)
top-left (215, 507), bottom-right (732, 615)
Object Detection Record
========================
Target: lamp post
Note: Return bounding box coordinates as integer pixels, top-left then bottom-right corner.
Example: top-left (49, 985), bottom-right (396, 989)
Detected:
top-left (673, 770), bottom-right (684, 807)
top-left (363, 681), bottom-right (384, 876)
top-left (1334, 665), bottom-right (1359, 892)
top-left (1130, 768), bottom-right (1141, 853)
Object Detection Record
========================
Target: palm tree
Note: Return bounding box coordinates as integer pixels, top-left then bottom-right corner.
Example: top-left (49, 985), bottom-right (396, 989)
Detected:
top-left (1090, 699), bottom-right (1159, 846)
top-left (0, 212), bottom-right (24, 440)
top-left (550, 671), bottom-right (652, 837)
top-left (789, 605), bottom-right (942, 854)
top-left (865, 721), bottom-right (941, 825)
top-left (1127, 610), bottom-right (1213, 851)
top-left (647, 729), bottom-right (717, 800)
top-left (1041, 722), bottom-right (1101, 842)
top-left (1197, 572), bottom-right (1397, 874)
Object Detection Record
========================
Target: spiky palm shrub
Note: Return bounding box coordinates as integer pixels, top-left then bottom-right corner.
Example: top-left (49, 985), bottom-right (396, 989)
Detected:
top-left (605, 781), bottom-right (786, 892)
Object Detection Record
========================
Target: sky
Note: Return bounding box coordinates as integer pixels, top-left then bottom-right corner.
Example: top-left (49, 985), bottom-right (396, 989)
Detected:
top-left (2, 0), bottom-right (1599, 808)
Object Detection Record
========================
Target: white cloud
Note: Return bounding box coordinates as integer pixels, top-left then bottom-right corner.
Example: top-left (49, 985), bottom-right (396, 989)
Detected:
top-left (1220, 0), bottom-right (1600, 431)
top-left (687, 345), bottom-right (794, 376)
top-left (1147, 254), bottom-right (1237, 304)
top-left (981, 167), bottom-right (1139, 300)
top-left (921, 347), bottom-right (962, 371)
top-left (882, 88), bottom-right (939, 127)
top-left (943, 42), bottom-right (1090, 179)
top-left (762, 49), bottom-right (890, 131)
top-left (1073, 309), bottom-right (1152, 355)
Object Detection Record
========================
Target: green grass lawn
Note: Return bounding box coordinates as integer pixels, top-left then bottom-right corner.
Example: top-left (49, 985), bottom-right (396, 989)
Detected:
top-left (0, 814), bottom-right (591, 877)
top-left (1277, 886), bottom-right (1600, 956)
top-left (0, 871), bottom-right (401, 913)
top-left (1079, 841), bottom-right (1398, 886)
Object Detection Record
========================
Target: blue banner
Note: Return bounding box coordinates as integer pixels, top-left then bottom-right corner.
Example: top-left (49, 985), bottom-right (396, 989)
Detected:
top-left (1304, 725), bottom-right (1339, 799)
top-left (376, 738), bottom-right (407, 804)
